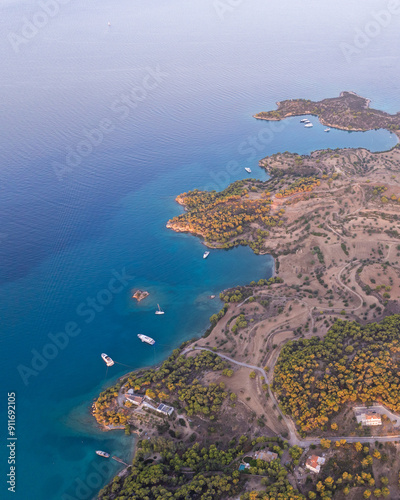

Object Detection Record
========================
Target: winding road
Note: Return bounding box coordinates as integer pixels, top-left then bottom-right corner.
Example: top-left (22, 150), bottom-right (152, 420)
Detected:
top-left (336, 260), bottom-right (364, 311)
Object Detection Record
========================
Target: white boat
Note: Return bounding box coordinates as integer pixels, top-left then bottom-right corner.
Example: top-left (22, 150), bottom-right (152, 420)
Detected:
top-left (96, 450), bottom-right (110, 458)
top-left (203, 251), bottom-right (210, 259)
top-left (300, 118), bottom-right (308, 123)
top-left (155, 304), bottom-right (164, 315)
top-left (324, 128), bottom-right (331, 132)
top-left (108, 22), bottom-right (111, 27)
top-left (245, 167), bottom-right (252, 173)
top-left (138, 334), bottom-right (156, 345)
top-left (304, 123), bottom-right (313, 128)
top-left (101, 353), bottom-right (114, 367)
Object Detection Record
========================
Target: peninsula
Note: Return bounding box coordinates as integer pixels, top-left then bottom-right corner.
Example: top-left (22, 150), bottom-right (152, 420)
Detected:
top-left (254, 91), bottom-right (400, 137)
top-left (95, 94), bottom-right (400, 500)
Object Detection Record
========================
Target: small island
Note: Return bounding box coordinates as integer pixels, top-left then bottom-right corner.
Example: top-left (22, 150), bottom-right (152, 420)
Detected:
top-left (94, 94), bottom-right (400, 500)
top-left (132, 289), bottom-right (149, 302)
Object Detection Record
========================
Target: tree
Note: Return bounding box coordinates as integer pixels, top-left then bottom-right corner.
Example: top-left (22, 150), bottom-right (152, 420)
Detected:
top-left (249, 371), bottom-right (256, 379)
top-left (320, 439), bottom-right (331, 449)
top-left (363, 490), bottom-right (371, 498)
top-left (324, 476), bottom-right (334, 489)
top-left (289, 445), bottom-right (303, 462)
top-left (355, 442), bottom-right (363, 452)
top-left (331, 423), bottom-right (338, 431)
top-left (381, 487), bottom-right (390, 497)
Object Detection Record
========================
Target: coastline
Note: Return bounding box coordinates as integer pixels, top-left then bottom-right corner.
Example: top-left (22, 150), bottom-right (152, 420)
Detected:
top-left (92, 92), bottom-right (400, 499)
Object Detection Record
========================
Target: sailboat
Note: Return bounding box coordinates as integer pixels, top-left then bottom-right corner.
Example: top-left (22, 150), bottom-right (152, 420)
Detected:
top-left (155, 304), bottom-right (164, 315)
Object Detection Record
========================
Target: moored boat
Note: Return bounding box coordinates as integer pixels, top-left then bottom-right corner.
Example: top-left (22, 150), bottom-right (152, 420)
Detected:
top-left (245, 167), bottom-right (252, 173)
top-left (324, 128), bottom-right (331, 132)
top-left (203, 251), bottom-right (210, 259)
top-left (304, 123), bottom-right (313, 128)
top-left (96, 450), bottom-right (110, 458)
top-left (138, 334), bottom-right (156, 345)
top-left (101, 353), bottom-right (114, 367)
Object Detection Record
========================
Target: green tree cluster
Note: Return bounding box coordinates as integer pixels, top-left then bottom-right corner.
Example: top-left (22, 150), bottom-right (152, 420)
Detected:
top-left (273, 315), bottom-right (400, 431)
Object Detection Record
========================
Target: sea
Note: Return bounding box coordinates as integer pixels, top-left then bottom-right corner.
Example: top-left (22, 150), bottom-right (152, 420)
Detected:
top-left (0, 0), bottom-right (399, 498)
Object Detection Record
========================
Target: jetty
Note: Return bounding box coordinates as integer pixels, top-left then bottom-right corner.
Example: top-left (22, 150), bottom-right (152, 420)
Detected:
top-left (112, 456), bottom-right (130, 467)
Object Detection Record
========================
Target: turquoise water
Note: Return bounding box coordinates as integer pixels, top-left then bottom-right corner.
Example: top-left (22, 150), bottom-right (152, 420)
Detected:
top-left (1, 0), bottom-right (399, 498)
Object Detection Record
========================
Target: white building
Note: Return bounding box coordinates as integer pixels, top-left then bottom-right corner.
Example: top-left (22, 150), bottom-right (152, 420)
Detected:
top-left (356, 412), bottom-right (382, 426)
top-left (156, 403), bottom-right (174, 416)
top-left (125, 389), bottom-right (144, 405)
top-left (305, 455), bottom-right (326, 474)
top-left (125, 394), bottom-right (144, 405)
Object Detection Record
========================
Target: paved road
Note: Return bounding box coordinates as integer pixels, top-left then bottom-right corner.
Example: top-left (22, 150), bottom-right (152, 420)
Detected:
top-left (183, 347), bottom-right (400, 447)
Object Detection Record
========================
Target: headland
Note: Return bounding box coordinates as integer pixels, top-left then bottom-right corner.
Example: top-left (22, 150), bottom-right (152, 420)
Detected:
top-left (254, 91), bottom-right (400, 138)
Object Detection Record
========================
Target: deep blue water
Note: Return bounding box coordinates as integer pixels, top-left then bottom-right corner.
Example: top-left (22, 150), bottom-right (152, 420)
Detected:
top-left (1, 0), bottom-right (399, 498)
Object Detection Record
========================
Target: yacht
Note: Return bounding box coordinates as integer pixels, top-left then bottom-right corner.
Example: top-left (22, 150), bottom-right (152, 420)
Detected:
top-left (96, 450), bottom-right (110, 458)
top-left (203, 251), bottom-right (210, 259)
top-left (101, 353), bottom-right (114, 367)
top-left (300, 118), bottom-right (308, 123)
top-left (155, 304), bottom-right (164, 315)
top-left (304, 123), bottom-right (313, 128)
top-left (138, 334), bottom-right (156, 345)
top-left (324, 128), bottom-right (331, 132)
top-left (245, 167), bottom-right (252, 173)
